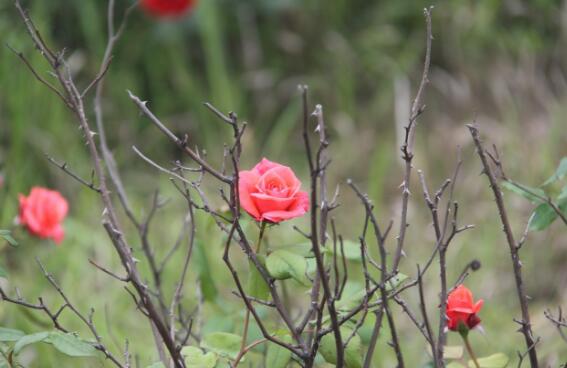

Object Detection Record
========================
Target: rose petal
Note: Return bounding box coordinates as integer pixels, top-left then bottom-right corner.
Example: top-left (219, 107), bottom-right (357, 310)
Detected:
top-left (253, 158), bottom-right (281, 175)
top-left (250, 193), bottom-right (295, 214)
top-left (261, 191), bottom-right (309, 223)
top-left (473, 299), bottom-right (484, 313)
top-left (50, 224), bottom-right (65, 245)
top-left (239, 170), bottom-right (261, 220)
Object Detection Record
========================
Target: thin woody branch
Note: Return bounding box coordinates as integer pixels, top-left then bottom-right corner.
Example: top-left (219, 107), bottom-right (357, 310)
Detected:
top-left (467, 123), bottom-right (539, 368)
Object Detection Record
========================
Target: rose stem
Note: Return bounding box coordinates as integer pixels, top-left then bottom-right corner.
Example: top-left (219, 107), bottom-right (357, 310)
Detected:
top-left (463, 334), bottom-right (480, 368)
top-left (236, 221), bottom-right (267, 367)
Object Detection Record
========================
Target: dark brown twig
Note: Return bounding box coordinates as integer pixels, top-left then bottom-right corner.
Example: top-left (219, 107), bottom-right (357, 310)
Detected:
top-left (467, 124), bottom-right (539, 368)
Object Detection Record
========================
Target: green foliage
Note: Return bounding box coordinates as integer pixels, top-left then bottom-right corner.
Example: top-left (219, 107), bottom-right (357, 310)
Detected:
top-left (471, 353), bottom-right (509, 368)
top-left (13, 332), bottom-right (50, 354)
top-left (0, 328), bottom-right (25, 342)
top-left (48, 332), bottom-right (97, 357)
top-left (528, 202), bottom-right (560, 231)
top-left (0, 230), bottom-right (17, 247)
top-left (266, 249), bottom-right (309, 285)
top-left (2, 0), bottom-right (567, 366)
top-left (322, 240), bottom-right (364, 261)
top-left (503, 157), bottom-right (567, 231)
top-left (445, 352), bottom-right (509, 368)
top-left (9, 331), bottom-right (96, 358)
top-left (247, 255), bottom-right (270, 300)
top-left (181, 346), bottom-right (218, 368)
top-left (319, 327), bottom-right (363, 368)
top-left (145, 363), bottom-right (165, 368)
top-left (194, 239), bottom-right (218, 302)
top-left (500, 182), bottom-right (545, 204)
top-left (542, 157), bottom-right (567, 186)
top-left (265, 335), bottom-right (292, 368)
top-left (201, 332), bottom-right (242, 360)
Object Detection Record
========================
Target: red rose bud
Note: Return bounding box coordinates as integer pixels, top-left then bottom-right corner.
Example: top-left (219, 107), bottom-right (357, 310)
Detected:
top-left (141, 0), bottom-right (197, 18)
top-left (19, 187), bottom-right (68, 244)
top-left (239, 158), bottom-right (309, 223)
top-left (446, 285), bottom-right (483, 333)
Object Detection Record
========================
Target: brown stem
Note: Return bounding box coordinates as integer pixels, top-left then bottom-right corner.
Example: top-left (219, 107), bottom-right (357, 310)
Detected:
top-left (467, 124), bottom-right (538, 368)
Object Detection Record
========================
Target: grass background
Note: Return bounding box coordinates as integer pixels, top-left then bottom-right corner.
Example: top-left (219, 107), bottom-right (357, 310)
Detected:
top-left (0, 0), bottom-right (567, 366)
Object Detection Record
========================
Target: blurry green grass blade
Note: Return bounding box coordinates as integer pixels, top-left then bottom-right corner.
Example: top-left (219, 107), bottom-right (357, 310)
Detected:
top-left (367, 140), bottom-right (393, 210)
top-left (194, 239), bottom-right (218, 302)
top-left (197, 0), bottom-right (236, 111)
top-left (72, 1), bottom-right (104, 54)
top-left (0, 265), bottom-right (7, 279)
top-left (262, 99), bottom-right (300, 157)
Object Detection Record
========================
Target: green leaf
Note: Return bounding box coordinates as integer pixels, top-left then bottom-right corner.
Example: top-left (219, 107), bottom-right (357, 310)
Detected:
top-left (319, 327), bottom-right (362, 368)
top-left (528, 203), bottom-right (558, 231)
top-left (247, 256), bottom-right (270, 301)
top-left (336, 282), bottom-right (366, 312)
top-left (322, 240), bottom-right (363, 262)
top-left (443, 345), bottom-right (464, 360)
top-left (0, 230), bottom-right (17, 247)
top-left (201, 332), bottom-right (242, 360)
top-left (469, 353), bottom-right (509, 368)
top-left (426, 345), bottom-right (463, 360)
top-left (265, 335), bottom-right (292, 368)
top-left (0, 266), bottom-right (7, 279)
top-left (501, 181), bottom-right (545, 204)
top-left (181, 346), bottom-right (218, 368)
top-left (48, 332), bottom-right (97, 357)
top-left (558, 185), bottom-right (567, 202)
top-left (385, 273), bottom-right (409, 291)
top-left (0, 328), bottom-right (25, 342)
top-left (266, 250), bottom-right (308, 286)
top-left (543, 157), bottom-right (567, 186)
top-left (286, 243), bottom-right (314, 258)
top-left (13, 332), bottom-right (50, 354)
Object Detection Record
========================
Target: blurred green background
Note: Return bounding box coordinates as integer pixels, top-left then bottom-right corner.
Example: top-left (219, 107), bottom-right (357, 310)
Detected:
top-left (1, 0), bottom-right (567, 366)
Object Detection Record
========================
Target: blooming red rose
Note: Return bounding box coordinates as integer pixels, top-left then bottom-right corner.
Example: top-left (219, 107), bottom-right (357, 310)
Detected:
top-left (19, 187), bottom-right (68, 244)
top-left (446, 285), bottom-right (484, 332)
top-left (239, 158), bottom-right (309, 223)
top-left (141, 0), bottom-right (197, 18)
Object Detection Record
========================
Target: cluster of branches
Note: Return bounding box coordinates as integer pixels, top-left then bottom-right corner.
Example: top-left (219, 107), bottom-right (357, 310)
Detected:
top-left (2, 1), bottom-right (562, 367)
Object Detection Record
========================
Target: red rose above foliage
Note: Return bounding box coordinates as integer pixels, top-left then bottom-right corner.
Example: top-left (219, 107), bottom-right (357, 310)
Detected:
top-left (141, 0), bottom-right (197, 18)
top-left (19, 187), bottom-right (68, 244)
top-left (446, 285), bottom-right (484, 332)
top-left (238, 158), bottom-right (309, 223)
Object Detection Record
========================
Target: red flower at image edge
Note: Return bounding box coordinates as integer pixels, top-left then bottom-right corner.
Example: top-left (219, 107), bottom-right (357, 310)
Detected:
top-left (141, 0), bottom-right (197, 18)
top-left (19, 187), bottom-right (68, 244)
top-left (239, 158), bottom-right (309, 223)
top-left (446, 285), bottom-right (484, 331)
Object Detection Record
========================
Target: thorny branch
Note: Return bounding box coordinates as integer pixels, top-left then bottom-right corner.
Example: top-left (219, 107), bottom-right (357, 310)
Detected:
top-left (467, 124), bottom-right (539, 368)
